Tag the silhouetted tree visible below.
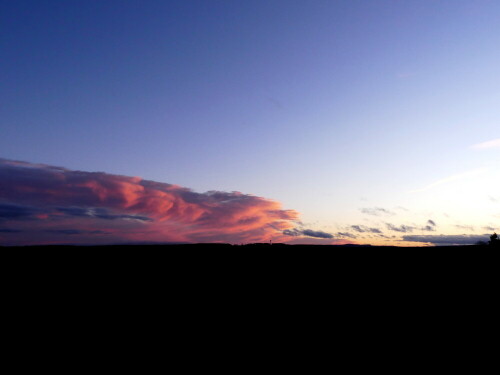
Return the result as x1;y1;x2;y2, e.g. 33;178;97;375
489;232;500;246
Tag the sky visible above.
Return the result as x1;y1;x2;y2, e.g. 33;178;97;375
1;0;499;246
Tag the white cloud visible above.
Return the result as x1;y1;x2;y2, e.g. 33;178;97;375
471;138;500;150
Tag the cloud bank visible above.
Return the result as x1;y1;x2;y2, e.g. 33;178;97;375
402;234;490;246
283;228;333;239
0;158;300;245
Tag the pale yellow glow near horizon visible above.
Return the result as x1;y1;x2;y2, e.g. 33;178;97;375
303;163;500;246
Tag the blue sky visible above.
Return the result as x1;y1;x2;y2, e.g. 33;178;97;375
1;0;499;245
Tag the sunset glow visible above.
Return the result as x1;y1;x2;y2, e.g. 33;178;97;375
1;1;499;246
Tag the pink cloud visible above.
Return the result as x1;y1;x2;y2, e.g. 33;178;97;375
0;158;299;245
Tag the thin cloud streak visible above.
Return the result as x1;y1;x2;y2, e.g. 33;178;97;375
360;207;394;216
471;138;500;150
409;168;487;193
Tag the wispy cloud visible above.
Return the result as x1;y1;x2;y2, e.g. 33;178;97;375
455;225;475;231
386;223;415;233
0;158;299;245
471;138;500;150
409;168;487;193
350;225;382;233
421;219;437;231
360;207;394;216
336;232;357;239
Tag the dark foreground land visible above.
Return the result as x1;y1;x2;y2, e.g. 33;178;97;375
3;242;495;271
1;242;496;251
3;243;497;297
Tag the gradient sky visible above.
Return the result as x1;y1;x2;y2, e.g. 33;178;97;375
1;0;499;246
